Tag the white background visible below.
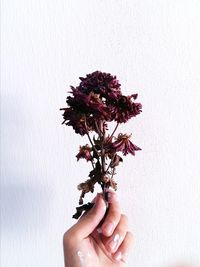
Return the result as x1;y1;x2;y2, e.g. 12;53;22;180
1;1;200;266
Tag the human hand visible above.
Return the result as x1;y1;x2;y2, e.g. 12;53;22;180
63;191;133;267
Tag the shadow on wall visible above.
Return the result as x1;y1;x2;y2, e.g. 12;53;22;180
1;92;54;235
1;178;52;233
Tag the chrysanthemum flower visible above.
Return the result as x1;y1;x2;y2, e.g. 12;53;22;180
78;71;122;100
76;145;92;161
112;133;141;156
111;94;142;123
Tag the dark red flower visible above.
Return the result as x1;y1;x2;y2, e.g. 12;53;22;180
110;154;123;168
60;71;142;135
112;133;141;156
111;94;142;123
76;145;92;161
65;87;112;126
60;107;94;136
78;71;122;100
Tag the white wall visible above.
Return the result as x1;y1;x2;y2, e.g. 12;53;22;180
1;1;200;266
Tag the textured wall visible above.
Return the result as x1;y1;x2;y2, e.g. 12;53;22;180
1;1;200;266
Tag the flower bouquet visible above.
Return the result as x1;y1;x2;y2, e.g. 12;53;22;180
60;71;142;219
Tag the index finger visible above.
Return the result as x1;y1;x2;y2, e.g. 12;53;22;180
101;191;121;237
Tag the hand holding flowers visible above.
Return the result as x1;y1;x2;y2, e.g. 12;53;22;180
60;71;142;218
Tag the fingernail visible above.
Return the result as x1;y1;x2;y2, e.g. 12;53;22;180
97;227;102;234
114;251;122;261
107;192;118;203
108;234;120;252
115;252;128;263
122;252;128;262
102;222;114;235
94;194;107;213
94;193;100;206
107;192;112;200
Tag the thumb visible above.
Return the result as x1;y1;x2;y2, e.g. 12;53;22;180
72;193;107;240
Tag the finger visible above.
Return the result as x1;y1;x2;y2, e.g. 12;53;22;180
68;194;107;240
101;191;121;237
103;214;128;253
112;231;134;263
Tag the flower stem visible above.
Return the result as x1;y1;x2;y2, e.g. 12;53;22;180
99;120;109;204
111;166;116;180
86;132;96;151
84;117;99;156
94;120;102;136
105;154;115;173
100;120;106;174
110;123;119;139
90;160;95;169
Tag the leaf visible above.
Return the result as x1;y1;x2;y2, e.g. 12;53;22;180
72;202;94;219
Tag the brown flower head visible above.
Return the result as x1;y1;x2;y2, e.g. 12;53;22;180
111;94;142;123
67;87;110;121
76;144;92;161
60;71;142;136
112;133;141;156
77;179;95;204
60;107;95;135
79;71;122;100
110;154;123;168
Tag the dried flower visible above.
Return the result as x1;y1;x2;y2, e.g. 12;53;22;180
60;71;142;219
76;145;92;162
110;154;123;168
79;71;122;100
111;94;142;123
112;133;141;156
60;108;91;135
77;179;95;204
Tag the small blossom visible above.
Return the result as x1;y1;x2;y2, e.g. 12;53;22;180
60;108;95;135
112;133;141;156
110;154;123;168
76;145;92;161
77;179;95;204
109;178;117;190
79;71;122;100
67;88;110;120
102;175;110;183
111;94;142;123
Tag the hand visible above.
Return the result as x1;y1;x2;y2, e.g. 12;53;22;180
63;191;133;267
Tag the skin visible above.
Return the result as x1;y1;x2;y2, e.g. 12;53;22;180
63;191;133;267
